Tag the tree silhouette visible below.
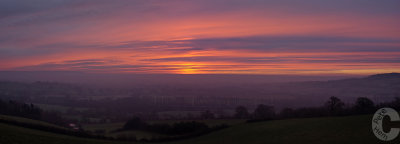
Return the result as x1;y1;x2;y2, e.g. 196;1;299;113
280;108;295;118
201;110;215;119
353;97;375;114
325;96;345;116
234;106;250;119
0;100;42;120
252;104;275;120
123;117;148;130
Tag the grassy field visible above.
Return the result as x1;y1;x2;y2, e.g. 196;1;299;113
82;119;245;140
33;103;88;113
0;115;396;144
0;115;67;130
82;122;167;140
148;119;244;127
170;115;386;144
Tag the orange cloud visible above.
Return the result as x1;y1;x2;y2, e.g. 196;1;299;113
1;1;399;75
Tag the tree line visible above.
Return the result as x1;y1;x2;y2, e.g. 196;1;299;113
0;99;68;126
233;96;386;122
117;117;228;141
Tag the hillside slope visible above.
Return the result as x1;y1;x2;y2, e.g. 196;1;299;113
0;115;393;144
172;115;383;144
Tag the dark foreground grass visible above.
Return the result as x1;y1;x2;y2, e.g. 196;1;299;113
0;115;396;144
0;123;133;144
170;115;389;144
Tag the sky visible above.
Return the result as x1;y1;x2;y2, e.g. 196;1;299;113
0;0;399;75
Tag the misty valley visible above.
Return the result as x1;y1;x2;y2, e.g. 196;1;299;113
1;73;400;143
2;73;399;121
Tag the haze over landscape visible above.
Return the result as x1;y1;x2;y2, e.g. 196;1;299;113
1;0;400;144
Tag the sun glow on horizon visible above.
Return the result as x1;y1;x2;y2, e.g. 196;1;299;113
174;63;203;74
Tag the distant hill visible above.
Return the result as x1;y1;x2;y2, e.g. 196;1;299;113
272;73;400;107
366;72;400;80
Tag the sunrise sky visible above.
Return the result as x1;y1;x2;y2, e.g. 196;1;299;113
0;0;399;75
